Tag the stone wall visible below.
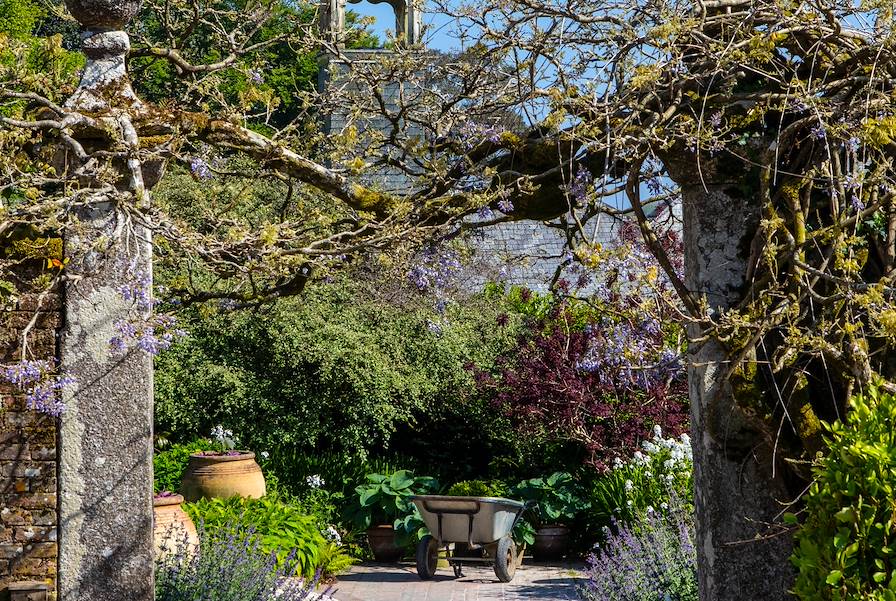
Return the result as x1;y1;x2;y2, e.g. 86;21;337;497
0;256;61;601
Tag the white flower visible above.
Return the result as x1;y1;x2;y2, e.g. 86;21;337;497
306;474;324;489
652;424;663;439
680;433;691;445
663;459;675;470
660;502;668;510
642;441;659;454
644;471;653;479
664;474;675;484
624;479;633;492
613;457;624;470
323;526;342;544
626;499;633;507
646;506;654;514
260;451;269;459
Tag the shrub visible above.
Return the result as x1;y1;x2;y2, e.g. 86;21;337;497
446;480;508;497
184;495;354;579
155;524;328;601
791;385;896;600
475;303;689;471
154;278;521;474
153;439;211;494
579;508;697;601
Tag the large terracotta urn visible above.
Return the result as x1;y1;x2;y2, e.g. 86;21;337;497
180;451;266;501
153;493;199;558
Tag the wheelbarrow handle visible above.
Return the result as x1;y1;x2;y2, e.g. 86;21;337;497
510;500;537;532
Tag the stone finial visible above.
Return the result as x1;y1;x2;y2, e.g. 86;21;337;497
64;0;143;111
64;0;142;29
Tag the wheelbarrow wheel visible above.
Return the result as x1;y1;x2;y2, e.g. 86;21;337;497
493;535;517;583
415;535;439;580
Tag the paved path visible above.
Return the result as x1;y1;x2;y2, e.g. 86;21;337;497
330;561;582;601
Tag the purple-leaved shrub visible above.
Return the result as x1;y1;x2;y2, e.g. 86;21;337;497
580;507;697;601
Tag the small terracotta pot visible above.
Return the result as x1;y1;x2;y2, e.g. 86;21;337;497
366;525;404;562
532;524;570;561
180;451;266;501
153;494;199;558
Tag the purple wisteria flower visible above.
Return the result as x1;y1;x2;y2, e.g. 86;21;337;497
110;314;187;357
810;123;826;140
0;360;74;417
497;198;514;213
249;69;264;84
477;205;495;219
190;157;213;180
708;112;722;128
407;247;461;293
565;166;594;204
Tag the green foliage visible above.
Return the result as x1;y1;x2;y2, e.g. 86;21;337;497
154;276;522;473
446;479;509;498
0;0;42;37
511;472;590;527
184;494;354;578
348;470;438;530
153;439;211;494
791;386;896;600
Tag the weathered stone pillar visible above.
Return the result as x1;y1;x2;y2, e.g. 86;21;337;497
57;1;155;600
668;155;795;601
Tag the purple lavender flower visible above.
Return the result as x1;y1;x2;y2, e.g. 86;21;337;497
579;509;697;601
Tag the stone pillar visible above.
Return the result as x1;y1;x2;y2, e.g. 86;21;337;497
668;155;794;601
56;1;155;600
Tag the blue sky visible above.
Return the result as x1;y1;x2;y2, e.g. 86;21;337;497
348;1;457;51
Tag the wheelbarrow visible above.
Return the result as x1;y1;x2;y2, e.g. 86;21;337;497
409;495;528;583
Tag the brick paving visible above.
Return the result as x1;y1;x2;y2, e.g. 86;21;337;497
330;561;582;601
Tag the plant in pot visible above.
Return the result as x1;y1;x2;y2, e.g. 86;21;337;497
180;426;266;501
348;470;438;562
511;472;588;561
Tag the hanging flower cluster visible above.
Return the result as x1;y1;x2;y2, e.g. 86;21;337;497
0;359;75;417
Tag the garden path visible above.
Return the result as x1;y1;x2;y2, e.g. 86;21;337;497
329;561;582;601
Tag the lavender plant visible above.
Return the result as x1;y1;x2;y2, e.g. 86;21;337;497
155;525;333;601
579;508;697;601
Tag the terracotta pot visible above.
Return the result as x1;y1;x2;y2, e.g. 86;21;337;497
532;524;570;561
180;451;266;501
366;525;404;562
153;494;199;558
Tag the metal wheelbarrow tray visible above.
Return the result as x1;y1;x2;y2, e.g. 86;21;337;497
410;495;527;583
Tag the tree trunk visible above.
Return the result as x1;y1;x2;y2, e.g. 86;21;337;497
669;160;796;601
